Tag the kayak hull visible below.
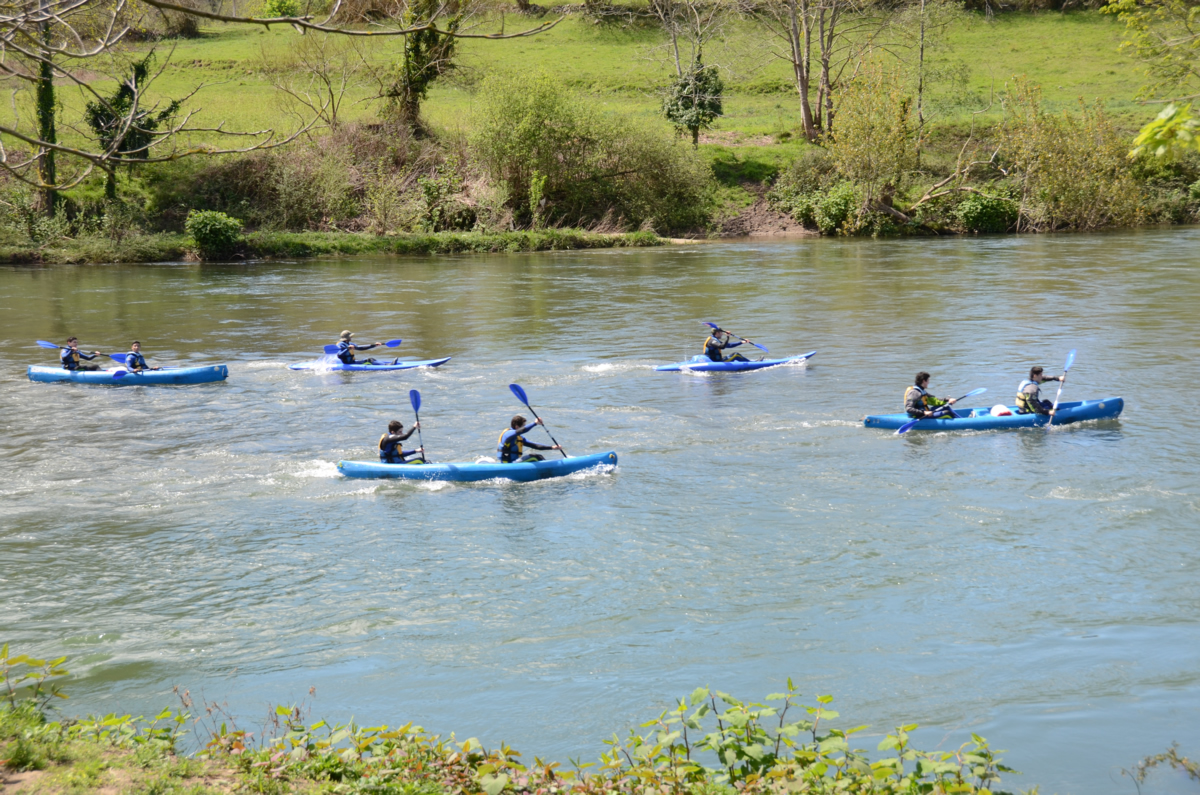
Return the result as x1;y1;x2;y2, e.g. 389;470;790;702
863;398;1124;431
28;365;228;385
289;356;451;371
655;351;817;372
337;451;618;482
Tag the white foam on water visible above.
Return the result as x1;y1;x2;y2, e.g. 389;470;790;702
293;460;341;479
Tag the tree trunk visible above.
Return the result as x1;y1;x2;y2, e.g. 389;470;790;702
35;15;57;216
691;125;699;147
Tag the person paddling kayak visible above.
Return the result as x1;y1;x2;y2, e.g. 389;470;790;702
1015;366;1065;415
337;331;388;366
60;337;102;371
904;372;957;419
704;329;751;363
124;341;161;372
498;415;560;463
379;420;424;464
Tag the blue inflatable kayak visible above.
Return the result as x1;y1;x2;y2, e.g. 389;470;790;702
337;451;618;482
655;351;817;372
28;364;228;385
289;355;451;372
863;397;1124;431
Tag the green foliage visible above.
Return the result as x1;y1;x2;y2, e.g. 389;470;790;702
999;78;1144;231
261;0;301;16
470;72;713;231
956;193;1018;233
384;0;461;125
1131;102;1200;159
663;60;724;147
185;210;243;258
1105;0;1200;99
83;53;180;166
827;66;916;208
2;643;70;711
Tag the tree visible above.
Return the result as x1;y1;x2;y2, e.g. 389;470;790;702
383;0;463;127
1106;0;1200;157
743;0;889;141
663;60;723;146
84;53;181;199
0;0;561;215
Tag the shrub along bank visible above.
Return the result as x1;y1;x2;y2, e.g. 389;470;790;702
2;649;1027;795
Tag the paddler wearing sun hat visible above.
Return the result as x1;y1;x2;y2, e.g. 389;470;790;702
335;330;385;366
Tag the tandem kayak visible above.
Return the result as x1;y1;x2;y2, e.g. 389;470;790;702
655;351;817;372
863;397;1124;431
289;355;451;372
337;451;618;482
28;365;228;385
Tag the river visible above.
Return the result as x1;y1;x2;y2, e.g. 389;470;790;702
2;229;1198;793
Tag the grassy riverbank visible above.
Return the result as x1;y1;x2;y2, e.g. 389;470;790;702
0;229;663;265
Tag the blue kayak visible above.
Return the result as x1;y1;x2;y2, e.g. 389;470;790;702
28;365;228;385
289;356;451;372
337;451;618;482
656;351;817;372
863;398;1124;431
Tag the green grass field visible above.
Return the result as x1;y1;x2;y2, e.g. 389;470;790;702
19;7;1150;155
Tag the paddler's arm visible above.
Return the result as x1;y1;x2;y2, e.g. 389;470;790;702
522;439;557;451
79;351;99;360
396;425;418;441
353;342;381;351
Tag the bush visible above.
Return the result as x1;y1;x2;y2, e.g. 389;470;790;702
185;210;243;258
956;193;1018;233
261;0;300;16
471;72;713;231
813;181;859;235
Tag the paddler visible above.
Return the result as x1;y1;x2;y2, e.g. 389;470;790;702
1015;366;1065;416
703;329;750;363
379;420;424;464
904;372;957;419
60;337;102;371
123;341;161;372
336;331;386;366
497;415;560;463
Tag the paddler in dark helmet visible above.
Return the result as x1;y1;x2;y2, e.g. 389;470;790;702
904;372;957;419
703;329;750;363
60;337;102;371
379;420;424;464
123;341;161;372
497;415;560;463
1015;366;1065;415
336;330;385;365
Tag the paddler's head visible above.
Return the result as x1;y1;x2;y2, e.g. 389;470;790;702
130;341;141;352
1029;366;1046;383
340;330;353;340
915;372;931;389
388;420;402;432
511;415;527;429
66;336;79;349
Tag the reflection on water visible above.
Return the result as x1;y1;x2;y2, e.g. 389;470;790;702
2;228;1199;794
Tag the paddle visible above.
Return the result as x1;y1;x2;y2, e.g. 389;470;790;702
409;389;426;461
703;322;769;354
38;340;116;374
509;383;568;458
322;339;402;355
37;339;105;354
895;387;989;435
1048;349;1077;426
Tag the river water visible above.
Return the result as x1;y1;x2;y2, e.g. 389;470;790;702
2;229;1198;793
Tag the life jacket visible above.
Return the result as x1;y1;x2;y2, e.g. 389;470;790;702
497;429;524;463
126;352;147;370
337;341;356;365
61;348;80;370
703;336;724;362
379;433;404;464
904;385;932;408
1015;379;1041;414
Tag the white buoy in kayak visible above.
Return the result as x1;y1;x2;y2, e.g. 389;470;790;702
991;404;1013;416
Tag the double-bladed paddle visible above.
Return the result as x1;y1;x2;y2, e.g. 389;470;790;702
322;339;402;355
409;389;426;461
1048;349;1077;427
702;322;769;354
509;383;568;458
37;339;124;377
895;387;988;435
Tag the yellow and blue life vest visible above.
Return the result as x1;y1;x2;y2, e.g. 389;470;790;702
379;433;404;463
497;429;525;463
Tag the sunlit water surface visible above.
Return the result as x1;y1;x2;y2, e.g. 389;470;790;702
2;229;1199;794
